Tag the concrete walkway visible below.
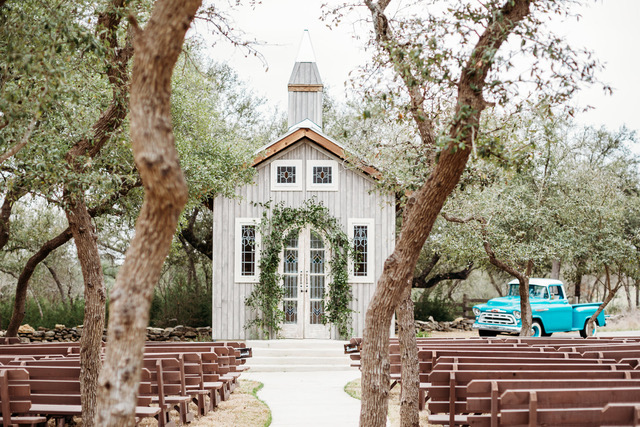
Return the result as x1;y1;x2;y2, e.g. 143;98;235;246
242;370;361;427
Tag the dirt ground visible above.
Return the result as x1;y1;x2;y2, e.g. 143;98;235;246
134;380;269;427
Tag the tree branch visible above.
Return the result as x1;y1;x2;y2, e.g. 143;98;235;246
0;115;39;166
414;262;475;289
0;182;28;251
441;212;487;225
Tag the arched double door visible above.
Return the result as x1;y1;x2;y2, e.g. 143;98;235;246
280;228;331;339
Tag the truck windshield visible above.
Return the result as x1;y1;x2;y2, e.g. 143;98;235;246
508;284;549;299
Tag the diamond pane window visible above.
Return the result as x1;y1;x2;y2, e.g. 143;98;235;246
310;301;324;324
277;166;296;184
284;301;297;324
283;249;298;274
353;225;368;277
306;161;338;191
312;166;332;184
240;225;256;276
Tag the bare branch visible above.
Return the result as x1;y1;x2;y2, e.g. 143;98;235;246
0;115;39;166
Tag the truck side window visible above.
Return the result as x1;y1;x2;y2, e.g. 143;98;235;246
549;285;564;300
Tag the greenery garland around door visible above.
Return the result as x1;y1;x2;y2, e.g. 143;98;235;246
245;199;353;338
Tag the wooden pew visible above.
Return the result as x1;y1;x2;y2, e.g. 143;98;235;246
466;378;640;424
601;402;640;426
0;369;47;427
495;387;640;426
7;362;164;426
427;368;640;426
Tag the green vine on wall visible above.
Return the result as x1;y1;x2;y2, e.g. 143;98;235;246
245;199;353;338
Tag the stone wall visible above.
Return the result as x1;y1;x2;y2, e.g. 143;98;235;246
3;324;213;343
414;317;475;333
4;319;472;343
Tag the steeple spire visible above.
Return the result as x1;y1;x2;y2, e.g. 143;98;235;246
288;30;323;130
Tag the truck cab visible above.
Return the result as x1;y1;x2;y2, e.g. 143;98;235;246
472;278;606;337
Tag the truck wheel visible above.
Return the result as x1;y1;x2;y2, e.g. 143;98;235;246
531;321;543;337
479;330;498;337
580;320;597;338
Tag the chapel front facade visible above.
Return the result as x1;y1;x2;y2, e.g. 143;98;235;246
211;32;396;339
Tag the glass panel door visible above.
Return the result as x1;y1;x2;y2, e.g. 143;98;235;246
304;230;330;338
279;228;331;339
280;230;303;338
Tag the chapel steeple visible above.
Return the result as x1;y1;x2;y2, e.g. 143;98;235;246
287;30;323;130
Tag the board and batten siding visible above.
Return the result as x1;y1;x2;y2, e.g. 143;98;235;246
212;140;396;339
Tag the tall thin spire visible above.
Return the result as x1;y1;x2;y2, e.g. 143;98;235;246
288;30;323;130
295;29;316;62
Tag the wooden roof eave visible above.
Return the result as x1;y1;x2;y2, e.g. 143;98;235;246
251;127;382;180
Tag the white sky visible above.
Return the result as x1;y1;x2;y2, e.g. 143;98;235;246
203;0;640;135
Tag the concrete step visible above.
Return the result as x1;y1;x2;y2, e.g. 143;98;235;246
248;356;349;365
247;364;356;372
244;339;354;372
247;339;349;349
251;348;346;357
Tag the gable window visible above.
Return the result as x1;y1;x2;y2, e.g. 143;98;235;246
348;218;375;282
277;166;296;184
271;160;302;191
235;218;261;282
307;160;338;191
313;166;332;184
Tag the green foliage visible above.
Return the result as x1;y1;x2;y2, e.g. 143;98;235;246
413;291;455;322
245;199;353;338
150;233;212;328
0;298;85;330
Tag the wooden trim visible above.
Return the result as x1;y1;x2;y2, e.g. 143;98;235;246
288;84;323;92
252;128;381;179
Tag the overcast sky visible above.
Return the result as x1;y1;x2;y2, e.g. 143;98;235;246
202;0;640;136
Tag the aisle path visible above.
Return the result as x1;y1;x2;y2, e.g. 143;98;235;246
242;370;361;427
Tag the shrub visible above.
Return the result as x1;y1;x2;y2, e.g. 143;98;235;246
0;297;86;329
413;292;455;322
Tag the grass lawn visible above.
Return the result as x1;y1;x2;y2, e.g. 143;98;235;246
344;378;431;426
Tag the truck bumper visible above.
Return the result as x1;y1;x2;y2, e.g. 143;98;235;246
472;323;522;333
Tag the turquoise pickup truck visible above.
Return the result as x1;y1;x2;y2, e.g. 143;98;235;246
472;278;606;338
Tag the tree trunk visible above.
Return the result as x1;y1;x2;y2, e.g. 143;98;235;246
64;196;106;427
44;263;68;305
6;229;73;336
27;288;43;320
359;1;532;425
587;285;617;335
517;275;532;336
0;183;28;251
488;271;505;297
397;286;419;427
623;276;632;311
587;265;621;334
95;1;198;425
574;273;582;304
551;260;561;279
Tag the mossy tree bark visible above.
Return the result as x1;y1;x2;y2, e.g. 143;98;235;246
95;0;199;425
397;285;419;427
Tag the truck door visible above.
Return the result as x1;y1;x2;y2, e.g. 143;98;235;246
545;284;572;332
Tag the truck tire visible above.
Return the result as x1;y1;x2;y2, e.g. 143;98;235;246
580;320;597;338
478;330;498;337
531;320;543;337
